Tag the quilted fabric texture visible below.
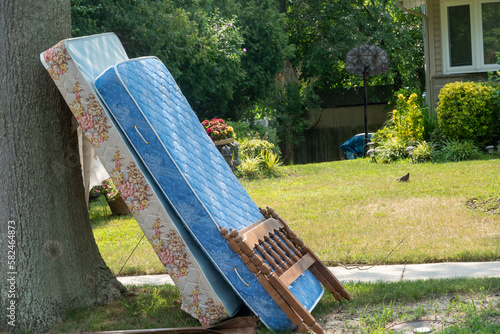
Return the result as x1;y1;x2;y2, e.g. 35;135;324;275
40;34;240;325
95;57;324;331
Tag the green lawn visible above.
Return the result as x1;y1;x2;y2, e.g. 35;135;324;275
51;159;500;333
50;277;500;333
90;159;500;276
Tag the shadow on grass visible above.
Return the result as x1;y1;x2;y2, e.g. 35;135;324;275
89;196;132;229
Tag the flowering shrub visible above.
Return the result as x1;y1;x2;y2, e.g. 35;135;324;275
90;178;120;202
392;93;424;143
201;118;234;141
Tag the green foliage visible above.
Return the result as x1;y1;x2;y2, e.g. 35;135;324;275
71;0;289;120
237;138;282;177
227;121;279;148
413;141;433;163
90;178;120;202
237;156;262;178
374;138;407;163
422;106;441;142
436;82;497;145
373;91;427;163
261;151;282;175
268;61;321;164
434;139;482;162
392;93;424;144
239;138;276;159
287;0;425;95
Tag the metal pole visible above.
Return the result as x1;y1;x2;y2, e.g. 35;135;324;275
363;66;369;157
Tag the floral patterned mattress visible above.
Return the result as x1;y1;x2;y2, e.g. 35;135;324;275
40;33;241;326
94;56;324;331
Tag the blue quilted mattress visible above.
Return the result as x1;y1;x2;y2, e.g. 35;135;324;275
61;34;242;318
95;57;324;330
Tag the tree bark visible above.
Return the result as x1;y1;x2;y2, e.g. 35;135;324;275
0;1;126;332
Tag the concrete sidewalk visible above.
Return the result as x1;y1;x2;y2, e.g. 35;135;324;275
117;261;500;286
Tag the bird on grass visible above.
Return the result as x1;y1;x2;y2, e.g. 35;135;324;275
397;173;410;182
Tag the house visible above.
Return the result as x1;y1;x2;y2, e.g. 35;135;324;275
397;0;500;109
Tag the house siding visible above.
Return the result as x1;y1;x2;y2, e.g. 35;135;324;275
425;0;495;109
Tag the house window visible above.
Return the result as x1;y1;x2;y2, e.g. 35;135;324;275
441;0;500;73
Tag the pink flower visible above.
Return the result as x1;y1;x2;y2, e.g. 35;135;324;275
159;249;174;265
119;182;135;198
206;128;212;134
44;48;54;63
228;22;233;27
242;48;247;53
199;317;210;327
114;160;121;168
80;114;94;130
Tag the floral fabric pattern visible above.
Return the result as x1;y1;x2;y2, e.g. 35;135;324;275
150;218;191;281
109;149;152;214
184;285;229;326
43;41;72;80
69;82;112;147
41;38;231;326
43;43;112;148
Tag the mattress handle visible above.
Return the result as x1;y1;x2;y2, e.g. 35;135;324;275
233;268;251;288
134;125;150;145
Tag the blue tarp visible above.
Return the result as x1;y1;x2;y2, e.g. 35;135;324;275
340;133;373;159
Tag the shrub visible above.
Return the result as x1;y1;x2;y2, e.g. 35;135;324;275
239;138;276;160
392;93;424;143
436;82;496;145
237;157;262;178
227;121;279;151
413;141;433;163
375;138;407;163
434;139;482;162
261;151;282;175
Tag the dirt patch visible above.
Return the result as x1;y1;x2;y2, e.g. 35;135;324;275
318;293;500;333
466;197;500;215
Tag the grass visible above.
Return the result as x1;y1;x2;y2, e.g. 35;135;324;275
49;277;500;333
89;198;166;276
90;159;500;276
51;159;500;333
242;159;500;266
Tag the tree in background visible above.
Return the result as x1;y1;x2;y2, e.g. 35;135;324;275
71;0;289;120
286;0;425;96
1;0;125;331
269;61;321;164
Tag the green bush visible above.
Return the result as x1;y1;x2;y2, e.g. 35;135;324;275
434;139;482;162
261;151;282;175
375;138;407;163
227;121;279;150
237;157;262;178
413;141;433;163
239;138;276;159
436;82;496;145
392;93;424;143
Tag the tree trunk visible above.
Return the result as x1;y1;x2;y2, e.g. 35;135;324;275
0;1;126;332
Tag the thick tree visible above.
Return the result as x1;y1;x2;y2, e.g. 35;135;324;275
0;1;125;332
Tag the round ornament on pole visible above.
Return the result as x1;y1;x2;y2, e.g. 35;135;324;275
345;45;389;157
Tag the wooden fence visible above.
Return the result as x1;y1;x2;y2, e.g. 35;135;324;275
293;125;384;164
